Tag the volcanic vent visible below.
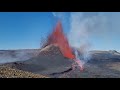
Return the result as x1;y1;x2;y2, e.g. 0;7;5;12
42;21;85;71
39;44;63;57
42;21;75;60
3;21;83;77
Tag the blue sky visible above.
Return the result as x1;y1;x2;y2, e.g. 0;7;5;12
0;12;57;49
0;12;120;51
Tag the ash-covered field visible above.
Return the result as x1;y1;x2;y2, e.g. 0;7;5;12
0;45;120;78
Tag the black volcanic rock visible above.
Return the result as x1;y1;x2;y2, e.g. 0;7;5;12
3;45;74;75
1;48;120;78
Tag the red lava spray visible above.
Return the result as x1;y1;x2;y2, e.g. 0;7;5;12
42;21;84;71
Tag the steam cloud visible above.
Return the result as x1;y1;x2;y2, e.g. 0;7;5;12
52;12;107;65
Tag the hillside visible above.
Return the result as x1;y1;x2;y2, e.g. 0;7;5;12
0;47;120;78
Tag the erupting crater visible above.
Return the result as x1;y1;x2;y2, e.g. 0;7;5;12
42;21;84;71
42;21;75;59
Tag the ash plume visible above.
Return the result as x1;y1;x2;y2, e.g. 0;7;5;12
52;12;107;66
69;12;108;66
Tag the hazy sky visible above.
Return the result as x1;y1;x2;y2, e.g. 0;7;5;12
0;12;119;51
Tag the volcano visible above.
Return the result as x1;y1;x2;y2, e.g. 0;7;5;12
0;21;77;77
1;21;83;77
3;44;74;76
1;48;120;78
42;21;75;60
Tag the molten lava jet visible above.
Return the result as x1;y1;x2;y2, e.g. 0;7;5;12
42;21;84;71
43;21;75;59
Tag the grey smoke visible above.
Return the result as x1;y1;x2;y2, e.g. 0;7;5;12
68;12;107;48
52;12;107;64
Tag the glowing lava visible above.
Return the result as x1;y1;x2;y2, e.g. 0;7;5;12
73;59;84;71
44;21;75;59
42;21;84;71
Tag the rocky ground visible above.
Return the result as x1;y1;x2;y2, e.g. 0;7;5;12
0;45;120;78
0;66;49;78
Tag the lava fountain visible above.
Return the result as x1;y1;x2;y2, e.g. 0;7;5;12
42;21;84;71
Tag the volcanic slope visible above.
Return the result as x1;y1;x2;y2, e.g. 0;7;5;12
2;47;120;78
3;44;74;77
59;50;120;78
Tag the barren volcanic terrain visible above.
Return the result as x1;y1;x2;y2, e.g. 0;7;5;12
0;45;120;78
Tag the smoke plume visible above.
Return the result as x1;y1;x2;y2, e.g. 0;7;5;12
68;12;107;63
52;12;107;67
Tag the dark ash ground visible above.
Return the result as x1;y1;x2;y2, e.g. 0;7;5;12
0;45;120;78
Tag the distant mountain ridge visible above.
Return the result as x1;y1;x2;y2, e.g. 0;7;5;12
0;47;120;64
